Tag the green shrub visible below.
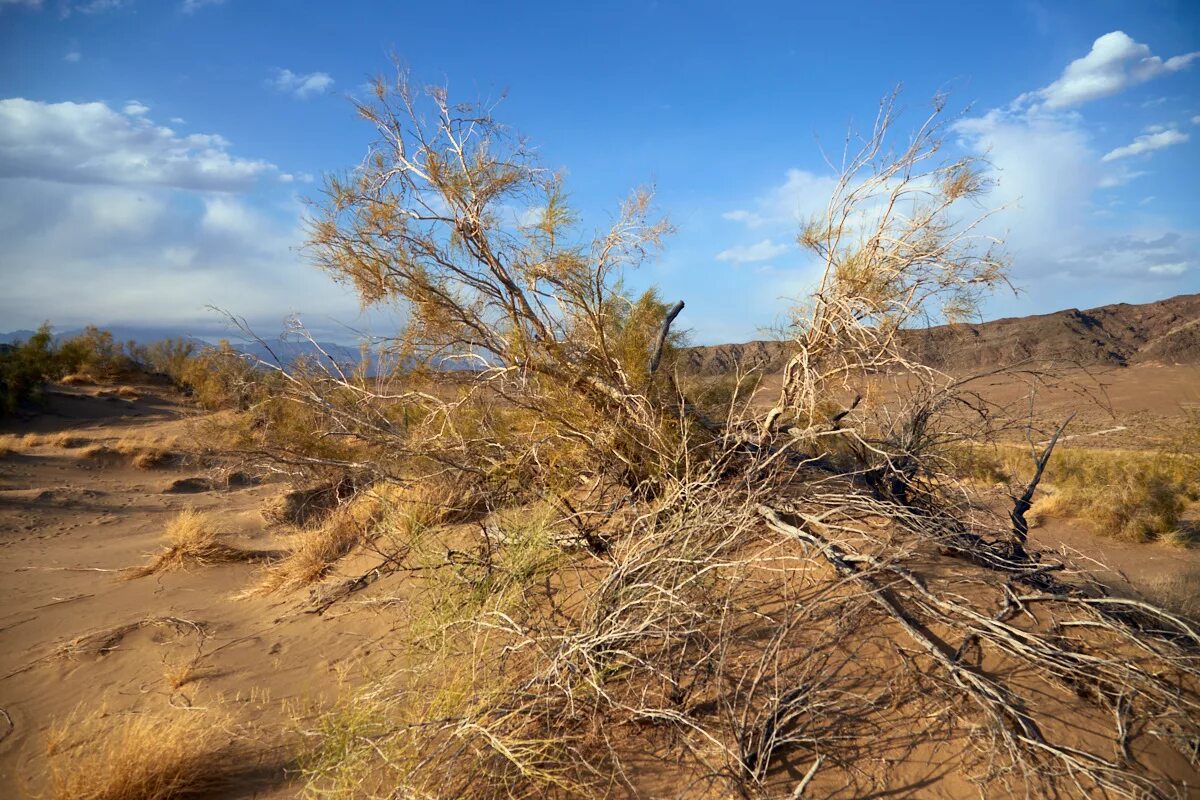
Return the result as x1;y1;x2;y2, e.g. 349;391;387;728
0;323;61;414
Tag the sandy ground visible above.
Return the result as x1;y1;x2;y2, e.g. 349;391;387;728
0;383;402;798
0;366;1197;798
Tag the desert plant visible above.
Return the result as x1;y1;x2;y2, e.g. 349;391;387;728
272;82;1200;798
129;509;256;576
273;67;705;507
46;706;252;800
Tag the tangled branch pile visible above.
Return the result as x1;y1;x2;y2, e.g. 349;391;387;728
238;73;1198;798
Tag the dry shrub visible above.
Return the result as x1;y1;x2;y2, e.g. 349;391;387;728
129;509;252;576
262;480;356;528
46;706;250;800
60;373;92;386
116;385;140;399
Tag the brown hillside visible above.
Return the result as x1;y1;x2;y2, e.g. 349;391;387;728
683;293;1200;374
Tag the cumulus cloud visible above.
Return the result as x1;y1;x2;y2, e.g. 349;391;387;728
0;97;276;191
1101;129;1189;162
953;108;1098;267
716;239;789;263
722;168;838;229
0;176;361;334
0;96;352;335
269;68;334;99
1032;31;1200;109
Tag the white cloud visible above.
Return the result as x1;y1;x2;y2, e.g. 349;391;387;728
1033;31;1199;109
1101;129;1188;162
269;68;334;99
64;49;81;62
953;108;1098;266
716;239;789;263
1193;116;1200;125
1097;167;1147;188
1147;262;1187;276
122;100;149;116
0;0;43;7
722;168;838;229
0;178;358;334
0;97;276;191
181;0;225;12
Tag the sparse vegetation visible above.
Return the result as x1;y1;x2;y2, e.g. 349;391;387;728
962;443;1200;543
45;706;251;800
129;509;256;576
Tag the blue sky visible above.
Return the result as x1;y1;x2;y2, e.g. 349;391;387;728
1;0;1197;344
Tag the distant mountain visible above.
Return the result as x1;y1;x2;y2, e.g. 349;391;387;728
682;293;1200;375
0;325;368;370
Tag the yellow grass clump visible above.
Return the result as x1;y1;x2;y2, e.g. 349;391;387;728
0;433;24;457
46;706;249;800
10;432;92;449
129;509;252;577
114;433;178;469
250;477;477;595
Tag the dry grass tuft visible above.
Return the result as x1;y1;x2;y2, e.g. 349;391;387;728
129;509;255;577
1140;566;1200;620
250;478;475;596
162;659;203;690
251;509;363;595
14;432;93;449
78;443;120;462
46;706;253;800
116;385;141;399
114;433;179;469
59;373;92;386
50;433;90;449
